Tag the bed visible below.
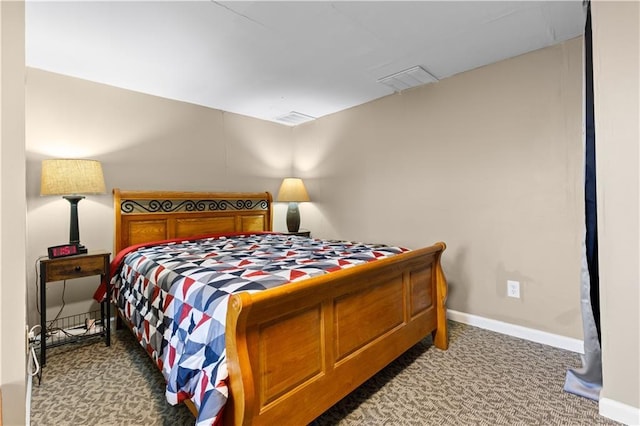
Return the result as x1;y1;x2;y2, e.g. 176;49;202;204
104;188;449;425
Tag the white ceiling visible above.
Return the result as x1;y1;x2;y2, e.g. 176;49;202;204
26;1;586;125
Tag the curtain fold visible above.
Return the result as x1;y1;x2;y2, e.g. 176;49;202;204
564;0;602;401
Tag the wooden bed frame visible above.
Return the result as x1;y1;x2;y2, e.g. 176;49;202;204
113;188;448;425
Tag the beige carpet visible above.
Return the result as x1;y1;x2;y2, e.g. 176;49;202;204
30;321;619;425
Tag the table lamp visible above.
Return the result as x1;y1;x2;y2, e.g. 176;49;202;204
277;177;310;233
41;159;106;254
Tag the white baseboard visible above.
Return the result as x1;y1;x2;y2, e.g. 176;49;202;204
26;372;32;425
600;397;640;425
447;309;585;353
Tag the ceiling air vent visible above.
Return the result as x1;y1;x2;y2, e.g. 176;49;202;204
377;66;439;93
275;111;316;126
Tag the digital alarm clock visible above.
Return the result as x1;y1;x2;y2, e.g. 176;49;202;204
47;243;83;259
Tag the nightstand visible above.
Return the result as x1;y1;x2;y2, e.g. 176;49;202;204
285;230;311;237
39;251;111;367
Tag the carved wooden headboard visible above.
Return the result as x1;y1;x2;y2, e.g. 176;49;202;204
113;188;273;254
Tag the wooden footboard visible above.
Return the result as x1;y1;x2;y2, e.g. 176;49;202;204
225;242;448;425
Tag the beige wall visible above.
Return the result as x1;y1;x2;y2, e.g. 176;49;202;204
294;37;585;340
26;38;586;345
0;0;27;425
25;68;294;328
591;0;640;416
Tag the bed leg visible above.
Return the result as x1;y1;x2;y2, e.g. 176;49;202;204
433;242;449;350
433;322;448;350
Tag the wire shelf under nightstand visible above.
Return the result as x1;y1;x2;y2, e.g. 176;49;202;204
42;310;106;349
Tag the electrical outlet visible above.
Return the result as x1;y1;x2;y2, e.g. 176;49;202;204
507;280;520;298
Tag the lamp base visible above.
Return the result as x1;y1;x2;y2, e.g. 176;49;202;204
63;195;88;253
286;202;301;233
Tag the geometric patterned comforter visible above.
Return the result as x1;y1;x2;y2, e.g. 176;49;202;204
110;233;409;426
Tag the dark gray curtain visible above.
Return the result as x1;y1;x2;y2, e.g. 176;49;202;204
564;0;602;401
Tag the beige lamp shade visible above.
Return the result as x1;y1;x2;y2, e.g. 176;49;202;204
41;159;106;195
277;178;310;202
